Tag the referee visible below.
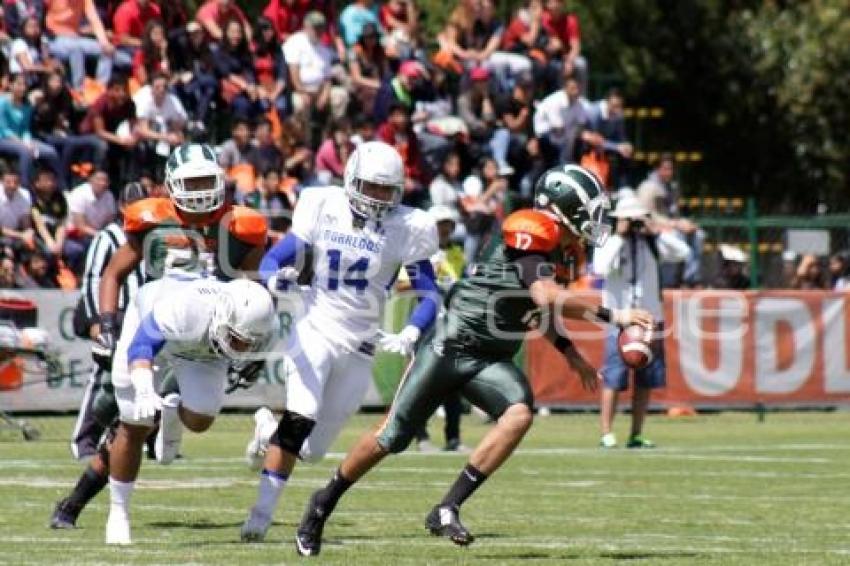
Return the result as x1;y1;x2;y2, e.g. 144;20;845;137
70;182;148;459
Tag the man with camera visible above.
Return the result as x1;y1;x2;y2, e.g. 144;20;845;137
592;190;690;448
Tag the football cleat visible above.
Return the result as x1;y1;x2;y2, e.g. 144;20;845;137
295;490;329;556
105;510;131;545
245;407;277;470
155;393;183;465
49;498;81;529
240;507;272;542
425;504;474;546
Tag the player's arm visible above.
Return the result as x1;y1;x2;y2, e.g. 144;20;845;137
125;310;169;420
379;260;440;355
529;277;652;329
92;237;143;370
542;316;599;392
259;231;311;290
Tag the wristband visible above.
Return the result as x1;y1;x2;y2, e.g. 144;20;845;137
99;311;118;332
552;334;573;352
594;306;612;324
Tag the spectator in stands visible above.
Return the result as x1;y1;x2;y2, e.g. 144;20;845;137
133;72;188;173
78;73;137;186
0;165;35;253
339;0;383;48
541;0;586;90
533;72;589;166
242;168;292;240
460;156;506;261
0;73;64;190
253;17;290;123
373;59;426;123
248;118;284;176
351;114;376;146
64;169;116;273
9;16;58;88
501;1;545;74
3;0;45;38
411;65;467;176
170;20;217;130
218;118;254;171
427;151;469;245
712;245;750;290
637;154;704;287
492;74;534;179
32;69;106;188
263;0;307;43
283;11;348;126
111;0;162;53
196;0;251;43
348;22;390;114
457;68;500;160
45;0;127;91
131;19;170;86
159;0;191;46
279;117;314;180
16;250;57;288
215;17;262;121
380;0;419;59
474;0;532;87
377;102;425;206
29;169;68;258
315;119;353;185
829;251;850;291
583;87;633;187
790;254;829;290
0;255;18;288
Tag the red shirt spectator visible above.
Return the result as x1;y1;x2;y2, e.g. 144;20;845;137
377;105;424;187
196;0;251;42
112;0;162;47
540;3;580;50
262;0;308;42
79;89;136;136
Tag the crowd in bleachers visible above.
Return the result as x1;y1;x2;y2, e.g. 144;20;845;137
0;0;713;291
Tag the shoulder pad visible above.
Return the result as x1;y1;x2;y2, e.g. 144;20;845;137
502;209;562;253
228;206;268;247
123;198;179;233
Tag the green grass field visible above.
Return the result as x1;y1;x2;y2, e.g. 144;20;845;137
2;411;849;565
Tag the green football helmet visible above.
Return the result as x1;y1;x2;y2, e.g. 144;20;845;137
534;164;611;247
165;143;226;214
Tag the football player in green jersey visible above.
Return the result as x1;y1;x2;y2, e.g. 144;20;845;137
292;165;654;556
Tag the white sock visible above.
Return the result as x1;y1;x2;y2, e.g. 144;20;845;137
108;477;135;518
253;469;288;517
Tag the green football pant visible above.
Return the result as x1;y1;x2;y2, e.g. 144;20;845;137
377;340;533;453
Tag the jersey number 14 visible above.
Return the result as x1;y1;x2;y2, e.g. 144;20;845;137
326;249;369;292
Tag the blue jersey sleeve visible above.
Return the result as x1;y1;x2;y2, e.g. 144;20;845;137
404;260;439;332
258;232;311;286
127;313;167;364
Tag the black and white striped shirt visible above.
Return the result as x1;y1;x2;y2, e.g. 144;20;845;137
80;222;145;319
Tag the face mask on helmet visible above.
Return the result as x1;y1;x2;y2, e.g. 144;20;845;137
344;142;404;222
208;295;273;361
165;145;226;214
347;178;402;221
535;167;612;248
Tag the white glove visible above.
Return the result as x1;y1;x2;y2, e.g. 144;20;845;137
131;366;162;421
267;266;301;295
377;325;421;356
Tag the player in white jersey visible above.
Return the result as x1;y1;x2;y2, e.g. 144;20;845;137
240;141;440;543
105;277;277;545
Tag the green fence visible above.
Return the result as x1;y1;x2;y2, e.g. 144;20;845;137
692;197;850;288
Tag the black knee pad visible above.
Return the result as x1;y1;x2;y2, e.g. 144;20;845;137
268;410;315;457
92;387;119;429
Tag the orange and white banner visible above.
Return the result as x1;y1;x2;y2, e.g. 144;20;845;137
528;290;850;407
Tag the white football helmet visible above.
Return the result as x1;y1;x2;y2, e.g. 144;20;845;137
165;143;226;214
344;141;404;221
209;280;277;361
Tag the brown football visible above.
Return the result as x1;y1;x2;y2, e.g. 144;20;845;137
617;324;654;369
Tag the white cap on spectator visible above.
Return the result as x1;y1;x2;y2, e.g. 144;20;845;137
609;193;649;219
720;244;748;263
